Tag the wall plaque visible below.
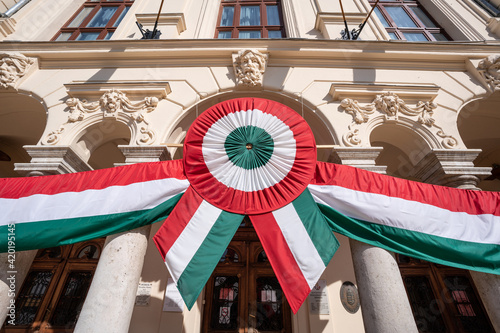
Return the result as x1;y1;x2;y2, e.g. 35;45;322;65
340;281;360;314
135;282;152;306
308;279;330;314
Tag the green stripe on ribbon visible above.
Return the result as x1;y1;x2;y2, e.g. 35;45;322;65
292;189;339;267
225;125;274;170
0;193;184;253
176;209;244;309
317;203;500;275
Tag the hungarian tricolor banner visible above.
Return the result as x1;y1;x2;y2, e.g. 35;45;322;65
1;97;499;314
154;98;338;312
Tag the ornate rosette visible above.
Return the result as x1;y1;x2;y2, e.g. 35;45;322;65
184;98;316;214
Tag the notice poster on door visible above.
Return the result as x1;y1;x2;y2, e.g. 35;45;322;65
308;279;330;315
163;278;184;312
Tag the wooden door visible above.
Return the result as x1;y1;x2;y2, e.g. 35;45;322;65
2;239;104;333
202;221;292;333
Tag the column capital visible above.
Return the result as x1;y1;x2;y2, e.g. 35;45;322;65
412;149;491;189
332;147;387;174
14;145;92;176
115;145;170;166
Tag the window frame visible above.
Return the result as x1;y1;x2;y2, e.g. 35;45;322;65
370;0;451;41
397;254;494;332
2;239;105;333
215;0;286;39
51;0;134;41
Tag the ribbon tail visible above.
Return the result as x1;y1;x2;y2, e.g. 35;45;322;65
250;188;339;314
153;186;244;309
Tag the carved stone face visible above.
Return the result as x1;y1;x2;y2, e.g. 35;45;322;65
101;91;122;113
235;50;267;87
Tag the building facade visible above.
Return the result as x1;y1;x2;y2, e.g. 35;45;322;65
0;0;499;332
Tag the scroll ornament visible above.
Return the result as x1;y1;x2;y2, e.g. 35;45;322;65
477;54;500;91
43;90;159;145
340;92;457;148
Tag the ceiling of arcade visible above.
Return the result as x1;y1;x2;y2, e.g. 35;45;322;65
458;92;500;191
0;92;46;177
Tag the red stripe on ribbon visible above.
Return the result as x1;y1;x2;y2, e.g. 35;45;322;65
312;161;500;216
0;160;186;199
153;186;203;261
250;213;311;314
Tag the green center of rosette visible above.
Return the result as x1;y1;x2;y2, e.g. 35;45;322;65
224;125;274;170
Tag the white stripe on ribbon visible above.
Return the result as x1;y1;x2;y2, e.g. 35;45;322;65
308;184;500;245
202;109;296;192
164;200;222;283
1;178;190;226
272;202;325;289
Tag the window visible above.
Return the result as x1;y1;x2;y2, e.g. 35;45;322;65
370;0;450;41
473;0;500;17
215;0;286;39
52;0;134;41
2;239;104;333
202;219;292;332
397;254;493;332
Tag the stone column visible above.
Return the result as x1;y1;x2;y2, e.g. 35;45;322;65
74;226;151;333
412;149;500;331
74;145;168;333
334;147;417;332
351;240;418;333
0;250;37;326
1;146;91;327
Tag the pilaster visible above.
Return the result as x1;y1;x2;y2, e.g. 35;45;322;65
14;145;92;176
115;145;169;166
411;149;491;190
332;147;387;174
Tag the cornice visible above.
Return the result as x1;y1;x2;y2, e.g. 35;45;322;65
0;39;499;71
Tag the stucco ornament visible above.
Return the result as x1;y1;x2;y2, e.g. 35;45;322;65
477;54;500;91
44;90;160;145
233;49;268;87
0;53;35;89
339;92;457;148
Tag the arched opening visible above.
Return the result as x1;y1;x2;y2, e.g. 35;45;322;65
370;123;432;179
163;93;337;162
458;92;500;191
71;120;131;170
0;93;46;177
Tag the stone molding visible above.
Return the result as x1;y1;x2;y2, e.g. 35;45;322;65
0;17;16;38
114;145;170;166
477;54;500;92
2;40;498;72
135;13;186;35
410;149;491;189
43;89;165;146
14;145;92;176
314;12;367;39
0;53;36;90
331;147;387;174
339;92;458;149
487;17;500;38
232;49;268;89
329;82;440;103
